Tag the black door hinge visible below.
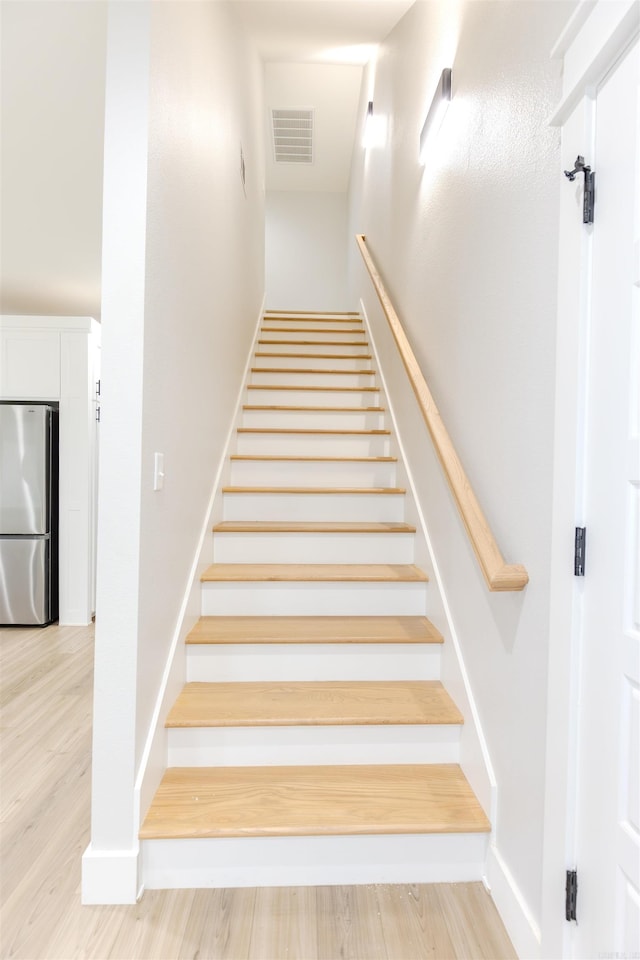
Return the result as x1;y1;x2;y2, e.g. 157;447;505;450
564;156;595;224
574;527;586;576
566;869;578;922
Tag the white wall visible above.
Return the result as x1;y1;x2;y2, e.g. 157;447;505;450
85;0;265;902
348;0;573;943
266;191;351;311
0;1;106;319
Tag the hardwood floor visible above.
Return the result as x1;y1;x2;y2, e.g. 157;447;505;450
0;623;516;959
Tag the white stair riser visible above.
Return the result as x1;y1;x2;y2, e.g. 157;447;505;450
167;725;460;767
229;459;397;487
257;340;368;353
200;582;427;617
252;355;372;372
235;434;391;457
212;532;415;564
260;327;365;338
186;643;441;682
246;388;381;405
142;833;488;889
241;410;385;430
222;491;404;521
251;371;377;388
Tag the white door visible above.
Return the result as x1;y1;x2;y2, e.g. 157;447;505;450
572;38;640;959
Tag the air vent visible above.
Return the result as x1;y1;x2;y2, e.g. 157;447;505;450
271;109;313;164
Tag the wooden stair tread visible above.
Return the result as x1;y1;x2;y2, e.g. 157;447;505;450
247;385;380;392
213;521;416;534
263;310;362;323
222;486;404;494
200;563;427;583
242;405;383;413
251;368;376;376
230;455;397;462
186;615;443;645
236;428;390;436
255;353;372;360
258;327;366;347
139;764;490;839
264;307;360;317
258;340;368;347
166;681;463;728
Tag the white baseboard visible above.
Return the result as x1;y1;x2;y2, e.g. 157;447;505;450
81;843;141;905
485;843;541;960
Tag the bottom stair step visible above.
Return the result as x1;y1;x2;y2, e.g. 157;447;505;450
140;764;490;888
139;764;490;839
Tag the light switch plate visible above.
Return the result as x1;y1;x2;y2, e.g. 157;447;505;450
153;452;164;491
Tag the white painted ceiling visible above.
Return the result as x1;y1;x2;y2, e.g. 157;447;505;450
233;1;414;64
264;62;363;192
234;1;415;192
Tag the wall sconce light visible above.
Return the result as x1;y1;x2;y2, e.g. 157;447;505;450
419;68;452;163
363;100;375;149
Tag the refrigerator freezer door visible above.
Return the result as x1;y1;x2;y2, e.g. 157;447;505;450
0;404;51;535
0;536;50;625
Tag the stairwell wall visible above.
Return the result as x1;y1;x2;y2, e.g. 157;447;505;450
265;190;350;311
85;0;265;903
347;0;573;951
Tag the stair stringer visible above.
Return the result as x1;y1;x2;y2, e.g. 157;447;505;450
133;299;266;840
358;297;497;830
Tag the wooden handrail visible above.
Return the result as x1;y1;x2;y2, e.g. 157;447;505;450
356;234;529;592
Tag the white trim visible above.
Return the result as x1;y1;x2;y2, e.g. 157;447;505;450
133;297;265;835
550;1;597;60
81;844;141;905
485;844;541;960
359;297;496;824
549;0;639;125
0;315;98;330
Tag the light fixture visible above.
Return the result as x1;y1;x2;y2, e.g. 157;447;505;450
363;100;375;149
419;68;452;163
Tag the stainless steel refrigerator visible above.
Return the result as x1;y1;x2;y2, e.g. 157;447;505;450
0;403;58;625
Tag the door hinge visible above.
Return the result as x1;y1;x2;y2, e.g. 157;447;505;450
564;155;595;224
565;869;578;922
574;527;586;576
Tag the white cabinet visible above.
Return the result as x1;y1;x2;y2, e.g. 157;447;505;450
0;316;101;625
1;329;61;397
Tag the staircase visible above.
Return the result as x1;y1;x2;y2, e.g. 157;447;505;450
140;310;490;889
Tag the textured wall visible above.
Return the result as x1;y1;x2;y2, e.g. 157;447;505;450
136;0;265;764
348;0;573;927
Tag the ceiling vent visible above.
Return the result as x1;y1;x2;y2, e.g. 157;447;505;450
271;108;314;164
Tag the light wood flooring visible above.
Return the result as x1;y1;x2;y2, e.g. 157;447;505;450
0;622;516;959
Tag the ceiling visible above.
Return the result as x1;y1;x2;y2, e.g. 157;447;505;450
234;0;415;192
233;1;415;64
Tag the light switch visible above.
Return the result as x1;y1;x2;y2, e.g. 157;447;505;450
153;452;165;491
